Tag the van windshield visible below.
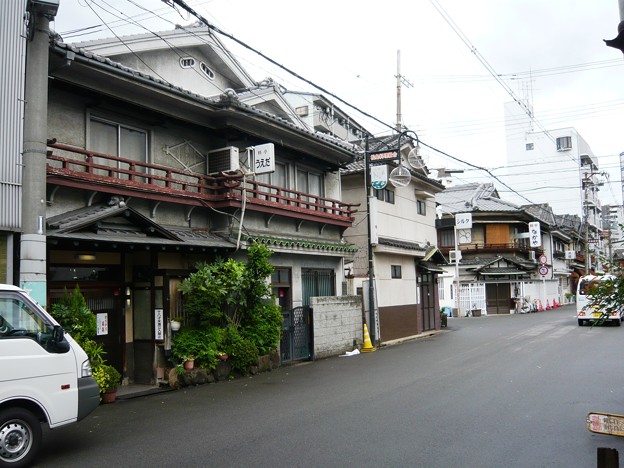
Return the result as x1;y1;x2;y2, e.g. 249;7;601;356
0;296;54;338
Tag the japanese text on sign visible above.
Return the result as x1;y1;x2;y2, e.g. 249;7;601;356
528;221;541;247
369;150;399;164
154;309;164;340
455;213;472;229
252;143;275;175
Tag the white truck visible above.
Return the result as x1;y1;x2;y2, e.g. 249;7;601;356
0;284;100;467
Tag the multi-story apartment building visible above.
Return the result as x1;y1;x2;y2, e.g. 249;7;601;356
504;100;606;272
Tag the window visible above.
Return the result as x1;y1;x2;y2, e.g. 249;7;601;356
295;106;309;117
440;229;454;248
391;265;402;279
438;279;445;300
199;61;215;80
526;143;534;151
417;199;426;216
301;269;335;306
556;136;572;151
0;295;54;347
297;169;323;196
179;57;196;68
90;117;148;177
373;188;395;204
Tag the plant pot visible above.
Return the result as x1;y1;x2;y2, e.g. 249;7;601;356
170;320;181;332
101;389;117;404
183;359;195;371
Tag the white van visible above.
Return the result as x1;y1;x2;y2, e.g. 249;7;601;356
576;274;624;326
0;284;100;467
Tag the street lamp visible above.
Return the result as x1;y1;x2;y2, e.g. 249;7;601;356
364;129;421;344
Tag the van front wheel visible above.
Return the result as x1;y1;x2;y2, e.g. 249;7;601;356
0;408;42;468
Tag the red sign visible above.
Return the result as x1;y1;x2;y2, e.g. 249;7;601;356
539;254;547;264
539;266;549;276
369;150;399;164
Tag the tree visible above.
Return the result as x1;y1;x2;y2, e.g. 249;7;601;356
177;243;282;371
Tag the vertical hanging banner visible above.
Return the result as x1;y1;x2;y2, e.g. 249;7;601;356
96;313;108;336
154;309;164;340
529;222;541;247
370;165;388;189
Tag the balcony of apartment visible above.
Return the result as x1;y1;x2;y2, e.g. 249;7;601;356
45;140;356;228
439;240;544;259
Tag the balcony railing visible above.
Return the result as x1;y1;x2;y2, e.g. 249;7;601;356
439;242;544;257
46;140;357;227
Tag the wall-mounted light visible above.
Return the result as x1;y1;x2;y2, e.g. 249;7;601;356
75;253;96;261
125;286;131;307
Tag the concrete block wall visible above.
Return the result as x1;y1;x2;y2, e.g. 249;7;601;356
311;295;363;359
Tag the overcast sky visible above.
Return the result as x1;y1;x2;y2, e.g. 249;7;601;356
52;0;624;209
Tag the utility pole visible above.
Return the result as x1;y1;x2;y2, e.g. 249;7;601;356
395;50;413;132
21;1;57;305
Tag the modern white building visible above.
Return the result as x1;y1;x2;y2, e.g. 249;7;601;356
504;101;606;271
503;101;604;217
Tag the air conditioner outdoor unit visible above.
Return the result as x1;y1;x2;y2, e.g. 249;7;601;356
207;146;240;174
528;251;536;262
449;250;462;263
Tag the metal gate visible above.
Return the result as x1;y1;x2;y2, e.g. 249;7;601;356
280;306;312;363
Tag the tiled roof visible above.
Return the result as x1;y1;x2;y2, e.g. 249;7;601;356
244;235;358;253
378;237;427;252
436;183;521;213
53;41;359;157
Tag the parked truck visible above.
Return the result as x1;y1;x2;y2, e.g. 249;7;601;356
0;283;100;467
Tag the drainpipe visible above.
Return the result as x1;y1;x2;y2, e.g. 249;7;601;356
21;4;55;305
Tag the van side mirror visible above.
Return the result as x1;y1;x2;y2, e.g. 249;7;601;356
52;325;64;342
50;325;70;353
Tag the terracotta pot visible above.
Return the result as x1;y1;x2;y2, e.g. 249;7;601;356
184;359;195;371
101;389;117;404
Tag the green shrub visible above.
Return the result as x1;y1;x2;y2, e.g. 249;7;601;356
93;364;121;393
224;326;258;373
49;286;96;345
178;243;282;373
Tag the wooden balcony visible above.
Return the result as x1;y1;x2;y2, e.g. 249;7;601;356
46;140;357;228
440;242;544;258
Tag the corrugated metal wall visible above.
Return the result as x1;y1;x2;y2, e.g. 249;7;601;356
0;0;27;230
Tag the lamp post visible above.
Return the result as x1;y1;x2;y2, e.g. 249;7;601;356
364;130;421;344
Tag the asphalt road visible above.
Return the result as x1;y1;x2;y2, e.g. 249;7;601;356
36;304;624;467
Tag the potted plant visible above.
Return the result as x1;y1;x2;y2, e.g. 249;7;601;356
93;364;121;403
182;356;196;370
170;317;182;332
171;328;205;371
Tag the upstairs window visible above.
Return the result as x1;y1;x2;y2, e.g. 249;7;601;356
200;62;215;80
391;265;402;279
417;199;426;216
295;106;309;117
179;57;196;69
90;117;148;176
374;188;394;204
526;143;534;151
556;136;572;151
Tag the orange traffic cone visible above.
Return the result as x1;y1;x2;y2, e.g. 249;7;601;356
361;324;376;352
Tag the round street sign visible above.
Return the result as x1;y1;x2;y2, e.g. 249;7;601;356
539;265;549;276
539;254;547;264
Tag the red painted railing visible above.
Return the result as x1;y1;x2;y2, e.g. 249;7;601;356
46;140;357;226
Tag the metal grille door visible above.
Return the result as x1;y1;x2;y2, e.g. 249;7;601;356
280;306;312;363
